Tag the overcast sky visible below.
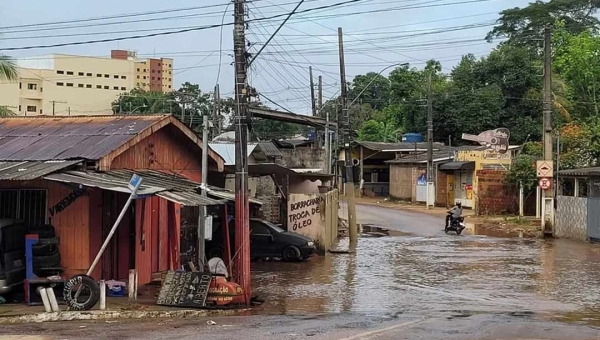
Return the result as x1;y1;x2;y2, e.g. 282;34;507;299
2;0;532;113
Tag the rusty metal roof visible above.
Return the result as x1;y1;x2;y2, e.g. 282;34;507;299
0;160;82;180
44;169;224;206
0;115;168;161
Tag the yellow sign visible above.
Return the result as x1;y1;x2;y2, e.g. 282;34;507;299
536;161;553;177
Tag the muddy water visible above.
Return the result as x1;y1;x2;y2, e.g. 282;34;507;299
251;231;600;327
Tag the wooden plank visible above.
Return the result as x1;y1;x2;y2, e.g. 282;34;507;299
158;198;169;271
156;271;211;308
151;197;160;273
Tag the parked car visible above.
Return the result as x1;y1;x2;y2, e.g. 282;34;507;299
0;219;26;295
206;218;316;261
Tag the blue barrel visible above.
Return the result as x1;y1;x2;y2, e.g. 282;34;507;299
402;133;424;143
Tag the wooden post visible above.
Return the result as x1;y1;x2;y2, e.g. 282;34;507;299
128;269;138;306
99;280;106;310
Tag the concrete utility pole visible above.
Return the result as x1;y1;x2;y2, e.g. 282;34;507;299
309;66;316;117
338;27;358;243
426;73;433;182
214;84;222;137
320;76;330;174
233;0;251;305
198;114;209;270
542;26;554;234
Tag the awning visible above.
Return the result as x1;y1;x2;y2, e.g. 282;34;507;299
439;161;476;171
0;160;82;180
44;170;224;206
226;163;334;181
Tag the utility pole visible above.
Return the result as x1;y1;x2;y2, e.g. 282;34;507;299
542;26;554;234
198;114;209;270
214;84;222;137
320;76;330;174
426;73;435;209
233;0;251;305
338;27;358;243
309;66;316;117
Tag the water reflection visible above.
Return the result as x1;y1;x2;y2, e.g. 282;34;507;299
251;233;600;326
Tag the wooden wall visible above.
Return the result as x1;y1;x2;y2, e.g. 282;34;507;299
389;165;414;201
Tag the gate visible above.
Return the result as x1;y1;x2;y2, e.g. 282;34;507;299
587;197;600;240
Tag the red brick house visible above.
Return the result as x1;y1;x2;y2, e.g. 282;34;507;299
0;115;225;285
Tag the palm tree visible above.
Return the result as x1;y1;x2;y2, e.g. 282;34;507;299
0;55;18;81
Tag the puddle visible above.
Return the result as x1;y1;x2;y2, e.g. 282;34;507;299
360;224;413;237
465;223;526;238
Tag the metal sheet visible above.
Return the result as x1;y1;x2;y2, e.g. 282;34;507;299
439;161;476;171
0;160;81;180
587;197;600;240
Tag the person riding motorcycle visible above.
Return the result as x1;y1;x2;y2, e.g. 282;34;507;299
445;201;463;228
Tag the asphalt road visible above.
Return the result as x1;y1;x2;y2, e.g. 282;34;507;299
2;203;600;339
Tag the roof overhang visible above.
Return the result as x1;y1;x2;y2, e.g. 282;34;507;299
439;161;476;171
249;107;336;128
0;160;82;180
225;163;334;181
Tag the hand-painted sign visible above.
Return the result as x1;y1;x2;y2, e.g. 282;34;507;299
288;196;325;231
49;187;86;217
462;128;510;154
157;271;212;308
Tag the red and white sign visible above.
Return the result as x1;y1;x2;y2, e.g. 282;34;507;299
539;177;552;190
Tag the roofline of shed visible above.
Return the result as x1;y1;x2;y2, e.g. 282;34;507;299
98;115;225;172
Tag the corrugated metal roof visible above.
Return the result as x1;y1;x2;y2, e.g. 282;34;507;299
439;161;476;171
44;169;224;206
386;150;456;164
256;141;283;158
0;115;168;161
559;167;600;177
208;143;257;166
354;141;446;152
0;160;82;180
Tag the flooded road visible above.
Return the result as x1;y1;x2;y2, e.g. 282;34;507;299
3;203;600;339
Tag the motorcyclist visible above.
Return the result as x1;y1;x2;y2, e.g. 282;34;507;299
445;201;463;228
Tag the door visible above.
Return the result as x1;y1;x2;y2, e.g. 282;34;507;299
447;174;455;207
249;221;276;257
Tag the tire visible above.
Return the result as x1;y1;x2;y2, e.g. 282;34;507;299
282;245;301;262
28;225;56;238
32;239;59;256
456;228;463;235
33;252;61;268
444;226;449;234
207;246;224;260
63;275;100;311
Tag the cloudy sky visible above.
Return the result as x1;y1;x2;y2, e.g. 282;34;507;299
2;0;532;113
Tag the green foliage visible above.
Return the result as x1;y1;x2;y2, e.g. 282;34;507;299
0;106;15;116
357;120;402;142
0;55;17;81
506;155;538;194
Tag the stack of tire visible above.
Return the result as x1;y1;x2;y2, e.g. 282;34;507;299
29;225;63;278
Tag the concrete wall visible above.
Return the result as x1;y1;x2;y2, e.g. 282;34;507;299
281;148;325;169
389;165;413;200
476;170;518;215
286;190;339;252
556;195;587;241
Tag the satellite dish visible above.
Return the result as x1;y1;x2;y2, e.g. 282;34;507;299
207;257;228;277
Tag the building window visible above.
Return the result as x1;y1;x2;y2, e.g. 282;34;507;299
152;77;155;80
152;70;155;73
168;64;171;67
0;189;47;228
137;68;140;72
40;87;43;92
104;74;109;78
87;73;92;77
97;74;102;77
168;85;171;89
18;105;21;111
39;109;42;114
158;77;161;80
137;75;140;79
86;84;92;88
113;86;119;90
97;85;102;89
66;83;73;87
114;75;119;79
560;178;576;196
27;83;37;90
137;82;140;86
78;84;84;88
121;76;126;79
57;70;64;74
78;72;84;76
67;71;73;75
121;87;126;91
168;78;171;81
143;76;146;79
169;71;172;75
19;83;22;89
26;105;36;112
57;82;64;86
143;69;146;72
104;85;109;89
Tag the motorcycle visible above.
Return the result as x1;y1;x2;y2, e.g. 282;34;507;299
445;212;465;235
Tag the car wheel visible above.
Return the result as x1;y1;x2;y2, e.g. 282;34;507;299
282;245;301;262
207;246;224;260
33;252;61;268
63;275;100;311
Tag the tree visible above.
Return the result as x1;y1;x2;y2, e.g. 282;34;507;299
348;72;390;110
487;0;600;44
505;155;538;194
357;119;402;142
0;106;15;116
0;55;17;81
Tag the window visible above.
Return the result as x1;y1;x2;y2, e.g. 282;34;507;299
168;78;171;81
137;75;140;79
152;70;155;73
579;179;588;197
27;83;37;90
39;109;42;114
104;85;109;89
97;74;102;77
168;64;171;67
96;85;102;89
143;76;146;79
19;83;21;89
113;86;119;90
158;77;161;81
87;73;92;77
78;72;84;76
137;68;140;72
137;83;140;86
250;222;271;236
0;189;48;228
168;85;171;89
67;71;73;75
169;71;172;75
158;63;161;66
152;77;155;80
66;83;73;87
57;82;64;86
86;84;92;88
560;178;575;196
26;105;36;112
18;105;21;111
114;75;119;79
78;84;84;88
143;69;146;72
57;70;64;75
121;76;126;79
40;87;43;92
104;74;109;78
121;87;126;91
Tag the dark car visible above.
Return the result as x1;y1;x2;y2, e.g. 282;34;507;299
206;218;316;261
0;219;26;295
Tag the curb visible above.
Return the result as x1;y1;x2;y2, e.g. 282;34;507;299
0;308;246;324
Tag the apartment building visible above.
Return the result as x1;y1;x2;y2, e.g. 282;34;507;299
0;50;174;116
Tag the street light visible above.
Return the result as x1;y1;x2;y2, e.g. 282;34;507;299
348;62;409;107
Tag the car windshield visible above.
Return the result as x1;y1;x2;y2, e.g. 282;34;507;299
261;220;285;233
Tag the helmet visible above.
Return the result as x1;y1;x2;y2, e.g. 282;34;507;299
456;201;462;207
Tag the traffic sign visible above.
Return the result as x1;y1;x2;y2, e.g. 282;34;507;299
536;161;553;178
539;177;552;190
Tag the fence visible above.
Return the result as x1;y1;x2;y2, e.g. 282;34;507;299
287;190;339;252
556;195;587;241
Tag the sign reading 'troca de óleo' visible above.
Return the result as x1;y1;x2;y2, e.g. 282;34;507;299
287;194;325;238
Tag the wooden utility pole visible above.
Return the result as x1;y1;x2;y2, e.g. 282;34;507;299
338;27;357;243
233;0;251;305
309;66;316;117
320;76;330;174
198;114;209;270
542;26;554;234
214;84;222;137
